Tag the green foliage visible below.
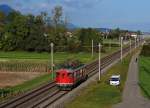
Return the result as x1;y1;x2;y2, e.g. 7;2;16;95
66;35;81;52
52;5;63;27
137;30;142;35
108;28;121;39
0;51;97;62
140;44;150;56
0;11;5;36
0;6;104;53
75;28;102;52
103;43;120;47
139;56;150;99
0;6;65;52
0;11;49;52
2;14;28;50
0;51;50;59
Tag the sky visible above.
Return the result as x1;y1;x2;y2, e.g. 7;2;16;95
0;0;150;32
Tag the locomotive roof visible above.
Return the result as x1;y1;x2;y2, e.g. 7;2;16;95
57;64;85;73
57;69;74;73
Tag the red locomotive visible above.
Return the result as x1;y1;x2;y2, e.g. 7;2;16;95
55;66;88;90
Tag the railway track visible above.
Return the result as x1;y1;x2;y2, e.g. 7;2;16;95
0;82;56;108
0;42;140;108
31;91;68;108
88;46;132;77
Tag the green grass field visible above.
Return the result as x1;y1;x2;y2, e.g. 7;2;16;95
0;46;119;63
139;56;150;99
66;53;132;108
0;47;119;72
103;39;119;44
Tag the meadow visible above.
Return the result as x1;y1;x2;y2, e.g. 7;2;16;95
139;56;150;99
0;46;119;72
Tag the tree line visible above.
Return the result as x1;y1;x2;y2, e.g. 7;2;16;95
0;6;102;53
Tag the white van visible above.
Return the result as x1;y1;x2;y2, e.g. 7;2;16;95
109;75;120;86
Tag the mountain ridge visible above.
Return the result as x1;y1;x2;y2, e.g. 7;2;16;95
0;4;14;15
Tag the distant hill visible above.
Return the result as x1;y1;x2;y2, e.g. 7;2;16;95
95;28;111;32
66;23;77;30
143;32;150;35
0;4;14;15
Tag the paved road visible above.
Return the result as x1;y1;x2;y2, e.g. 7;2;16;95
113;54;150;108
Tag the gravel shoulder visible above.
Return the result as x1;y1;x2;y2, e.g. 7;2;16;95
113;53;150;108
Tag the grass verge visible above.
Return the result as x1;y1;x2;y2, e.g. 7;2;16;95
66;54;132;108
139;56;150;99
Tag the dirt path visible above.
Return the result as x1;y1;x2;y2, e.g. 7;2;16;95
113;54;150;108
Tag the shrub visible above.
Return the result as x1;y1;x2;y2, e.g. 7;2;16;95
140;44;150;57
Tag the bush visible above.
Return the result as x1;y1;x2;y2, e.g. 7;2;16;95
103;43;120;47
140;44;150;57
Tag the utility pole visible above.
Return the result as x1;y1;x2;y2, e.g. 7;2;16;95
51;43;54;79
135;37;137;49
130;39;132;54
119;36;121;47
109;39;111;50
98;43;101;81
121;37;123;62
92;40;94;58
137;35;140;47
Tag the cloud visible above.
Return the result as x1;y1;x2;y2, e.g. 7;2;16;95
0;0;103;14
49;0;102;8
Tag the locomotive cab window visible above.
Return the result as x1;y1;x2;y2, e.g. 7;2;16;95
68;73;73;78
56;73;60;77
62;73;65;78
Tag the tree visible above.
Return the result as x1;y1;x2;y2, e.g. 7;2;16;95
52;5;63;29
108;28;121;39
66;34;81;52
1;12;49;52
0;5;107;53
137;30;141;35
75;28;102;52
2;13;29;51
0;11;6;38
24;14;49;52
49;5;68;51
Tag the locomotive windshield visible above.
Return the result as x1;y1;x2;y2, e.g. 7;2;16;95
68;73;73;78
